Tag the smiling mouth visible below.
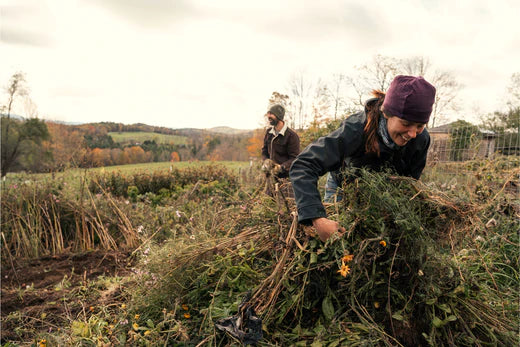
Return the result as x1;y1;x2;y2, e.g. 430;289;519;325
401;134;411;142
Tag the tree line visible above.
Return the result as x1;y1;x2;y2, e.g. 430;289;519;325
1;73;253;176
2;63;518;176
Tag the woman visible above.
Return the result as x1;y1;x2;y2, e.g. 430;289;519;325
289;75;436;242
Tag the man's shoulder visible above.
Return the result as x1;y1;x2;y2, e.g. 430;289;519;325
284;127;300;138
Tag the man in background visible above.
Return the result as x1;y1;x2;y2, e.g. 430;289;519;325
261;104;300;179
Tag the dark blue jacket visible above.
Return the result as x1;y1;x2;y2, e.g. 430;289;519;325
289;105;430;225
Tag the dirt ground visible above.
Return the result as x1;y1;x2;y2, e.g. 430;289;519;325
1;250;134;343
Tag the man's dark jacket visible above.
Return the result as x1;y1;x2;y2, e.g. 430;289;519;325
289;104;430;225
262;124;300;178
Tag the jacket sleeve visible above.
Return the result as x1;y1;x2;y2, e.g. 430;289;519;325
289;118;364;225
261;131;269;160
408;129;430;179
280;131;301;172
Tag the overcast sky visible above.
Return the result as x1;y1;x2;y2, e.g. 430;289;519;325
1;0;519;130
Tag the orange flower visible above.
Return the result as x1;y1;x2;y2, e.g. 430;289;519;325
379;240;387;247
182;304;189;311
342;254;354;263
337;264;351;277
183;313;191;319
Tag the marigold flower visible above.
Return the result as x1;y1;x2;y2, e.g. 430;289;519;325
379;240;387;247
342;254;354;263
121;304;127;309
337;264;351;277
132;322;139;330
39;339;47;347
144;330;151;336
89;306;94;312
182;304;189;311
134;314;140;320
183;313;191;319
374;302;380;309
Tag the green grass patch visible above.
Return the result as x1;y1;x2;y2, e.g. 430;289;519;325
108;132;188;145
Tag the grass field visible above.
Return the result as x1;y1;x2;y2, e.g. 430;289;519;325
1;157;518;346
2;161;252;190
108;131;188;145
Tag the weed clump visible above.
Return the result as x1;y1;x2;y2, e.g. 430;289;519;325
131;168;518;346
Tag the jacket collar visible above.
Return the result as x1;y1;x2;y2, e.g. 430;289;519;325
269;122;288;136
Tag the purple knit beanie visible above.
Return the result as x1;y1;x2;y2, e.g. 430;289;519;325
382;75;436;123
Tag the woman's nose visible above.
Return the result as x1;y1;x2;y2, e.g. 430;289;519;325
407;128;418;138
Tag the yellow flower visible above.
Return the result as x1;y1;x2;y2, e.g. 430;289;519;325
39;339;47;347
89;306;94;312
182;304;189;311
374;302;380;309
183;313;191;319
342;254;354;263
134;314;140;320
121;304;127;309
144;330;151;336
337;264;351;277
379;240;387;247
133;322;139;330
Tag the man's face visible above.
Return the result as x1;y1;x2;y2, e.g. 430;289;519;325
267;113;278;126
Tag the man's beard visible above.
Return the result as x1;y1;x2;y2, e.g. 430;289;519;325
269;118;278;126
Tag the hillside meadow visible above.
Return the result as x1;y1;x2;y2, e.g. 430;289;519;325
108;132;188;145
1;158;518;346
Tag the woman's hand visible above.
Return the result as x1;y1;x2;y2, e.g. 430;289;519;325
312;217;346;242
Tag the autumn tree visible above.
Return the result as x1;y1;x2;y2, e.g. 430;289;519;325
246;129;264;158
1;72;50;176
170;151;180;162
43;122;87;171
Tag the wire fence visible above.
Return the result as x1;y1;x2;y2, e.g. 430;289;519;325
423;124;519;190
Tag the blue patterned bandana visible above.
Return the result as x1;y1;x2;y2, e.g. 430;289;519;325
378;115;398;150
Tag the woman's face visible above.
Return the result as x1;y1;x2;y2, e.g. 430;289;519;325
384;114;427;146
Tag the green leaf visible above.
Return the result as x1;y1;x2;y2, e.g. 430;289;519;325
310;252;318;264
391;313;405;321
432;316;444;328
438;303;451;313
425;298;437;305
146;319;155;328
446;315;457;322
322;296;335;321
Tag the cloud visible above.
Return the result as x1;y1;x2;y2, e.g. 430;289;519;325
1;1;55;47
1;28;53;47
87;0;198;28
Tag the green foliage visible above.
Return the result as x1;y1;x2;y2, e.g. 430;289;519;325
1;116;50;176
125;168;518;346
108;131;188;145
2;159;518;346
88;164;239;200
448;120;481;161
299;118;344;148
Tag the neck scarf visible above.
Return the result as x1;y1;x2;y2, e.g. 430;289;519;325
378;115;398;150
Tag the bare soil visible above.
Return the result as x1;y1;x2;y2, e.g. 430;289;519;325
1;250;134;343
